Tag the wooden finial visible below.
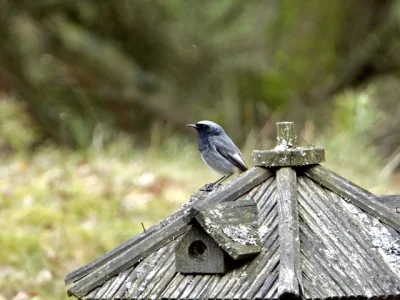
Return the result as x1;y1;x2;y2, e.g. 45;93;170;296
252;121;325;167
277;122;296;148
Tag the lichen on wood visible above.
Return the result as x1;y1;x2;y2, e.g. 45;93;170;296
252;122;325;167
253;146;325;167
276;167;303;297
196;200;261;260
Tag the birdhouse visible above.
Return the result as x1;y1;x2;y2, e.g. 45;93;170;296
175;200;261;274
65;122;400;300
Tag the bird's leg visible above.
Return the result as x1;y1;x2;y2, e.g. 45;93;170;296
213;174;232;185
201;174;233;192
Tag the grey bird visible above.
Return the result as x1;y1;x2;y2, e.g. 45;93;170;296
188;120;248;191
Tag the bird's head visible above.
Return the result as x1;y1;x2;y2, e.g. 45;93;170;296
187;120;224;136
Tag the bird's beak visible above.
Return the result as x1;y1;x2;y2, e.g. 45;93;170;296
187;124;197;129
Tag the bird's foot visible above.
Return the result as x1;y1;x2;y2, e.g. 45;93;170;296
200;183;221;192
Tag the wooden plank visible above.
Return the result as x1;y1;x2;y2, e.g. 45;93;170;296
125;244;177;299
99;267;131;299
182;274;213;300
92;276;114;299
304;165;400;231
82;287;98;300
65;193;202;284
298;177;397;294
252;146;325;167
338;195;400;282
175;224;228;274
276;167;303;297
238;240;279;299
297;179;388;296
67;168;271;297
159;272;186;299
194;167;273;211
378;195;400;213
255;268;279;299
195;200;261;260
111;267;138;299
179;275;204;299
144;256;176;299
67;215;192;298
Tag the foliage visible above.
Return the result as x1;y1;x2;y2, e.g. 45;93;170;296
0;97;42;151
0;126;208;299
0;0;398;147
0;94;399;299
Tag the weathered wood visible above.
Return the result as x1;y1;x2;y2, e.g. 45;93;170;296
92;276;114;299
194;167;274;211
302;177;399;284
175;224;228;274
195;200;261;260
65;191;204;285
159;272;186;299
252;121;325;167
276;167;303;297
169;274;195;299
277;121;297;148
125;244;177;299
297;177;400;295
67;214;192;298
99;267;131;299
239;242;279;299
179;275;205;299
144;255;176;299
183;275;213;300
66;168;271;297
257;269;279;299
304;164;400;231
378;195;400;213
82;287;99;299
252;146;325;167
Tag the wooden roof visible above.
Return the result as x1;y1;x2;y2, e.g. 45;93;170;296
65;122;400;299
65;165;400;299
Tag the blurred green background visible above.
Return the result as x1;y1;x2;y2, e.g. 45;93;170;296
0;1;400;299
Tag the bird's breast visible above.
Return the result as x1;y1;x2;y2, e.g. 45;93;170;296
198;137;211;152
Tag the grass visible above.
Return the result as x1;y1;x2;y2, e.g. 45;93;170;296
0;94;399;299
0;133;212;299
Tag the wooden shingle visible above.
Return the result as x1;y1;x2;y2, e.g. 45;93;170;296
65;122;400;299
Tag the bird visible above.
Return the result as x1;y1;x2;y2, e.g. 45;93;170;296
187;120;248;191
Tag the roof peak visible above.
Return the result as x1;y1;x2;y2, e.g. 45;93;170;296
253;121;325;167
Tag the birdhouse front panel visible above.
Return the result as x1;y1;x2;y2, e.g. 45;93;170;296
175;224;228;274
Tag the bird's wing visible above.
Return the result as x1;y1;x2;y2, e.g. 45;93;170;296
212;136;248;172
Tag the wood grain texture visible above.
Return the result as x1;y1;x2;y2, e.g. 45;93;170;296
252;147;325;167
66;168;271;297
69;168;400;299
298;177;400;296
276;122;297;148
305;164;400;231
65;191;204;284
194;167;274;211
195;200;261;260
378;195;400;213
276;167;303;298
67;214;192;298
175;224;227;274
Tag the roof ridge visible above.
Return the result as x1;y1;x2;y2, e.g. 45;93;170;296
276;167;303;298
